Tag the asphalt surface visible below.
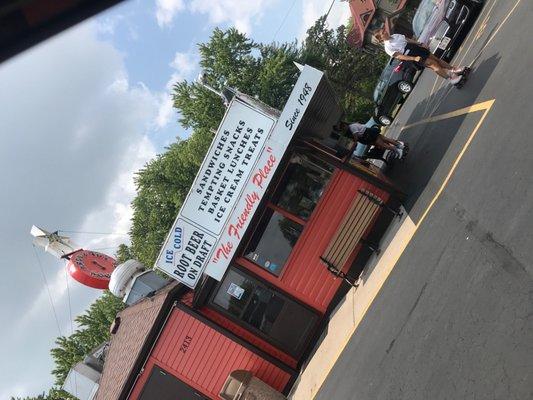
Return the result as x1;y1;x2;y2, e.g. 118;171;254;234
315;1;533;399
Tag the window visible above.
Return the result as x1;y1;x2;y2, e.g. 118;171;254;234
273;154;333;220
243;153;332;275
212;268;318;355
244;209;303;276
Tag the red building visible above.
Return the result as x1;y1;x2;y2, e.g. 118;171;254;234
90;64;402;400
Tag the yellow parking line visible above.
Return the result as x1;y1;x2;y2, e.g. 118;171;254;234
404;99;495;226
402;99;494;130
309;99;495;399
476;0;522;55
455;0;498;66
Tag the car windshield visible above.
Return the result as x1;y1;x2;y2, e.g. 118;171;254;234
412;0;439;37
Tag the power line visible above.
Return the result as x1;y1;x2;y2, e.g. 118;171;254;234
325;0;337;20
272;0;298;42
64;268;75;335
32;245;63;337
58;230;129;236
272;0;339;43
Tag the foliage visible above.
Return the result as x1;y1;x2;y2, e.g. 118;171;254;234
299;16;388;121
50;291;124;386
115;243;133;264
11;388;74;400
129;128;213;267
172;28;300;135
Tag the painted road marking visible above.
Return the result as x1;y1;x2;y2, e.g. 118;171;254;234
477;0;522;54
302;99;495;400
426;0;514;114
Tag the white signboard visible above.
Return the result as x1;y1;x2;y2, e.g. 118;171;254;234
204;65;323;281
155;65;324;287
155;99;276;287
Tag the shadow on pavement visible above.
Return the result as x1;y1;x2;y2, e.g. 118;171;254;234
385;53;501;224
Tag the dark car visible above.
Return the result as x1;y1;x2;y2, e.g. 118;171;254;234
373;58;418;126
413;0;484;61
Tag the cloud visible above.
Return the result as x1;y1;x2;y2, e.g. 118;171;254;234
299;0;352;39
155;50;199;130
0;20;162;398
189;0;270;34
169;51;196;81
95;13;125;35
154;0;279;34
156;0;185;27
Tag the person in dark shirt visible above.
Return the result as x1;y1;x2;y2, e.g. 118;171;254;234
333;121;407;159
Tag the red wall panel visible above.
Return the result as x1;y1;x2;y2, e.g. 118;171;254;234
237;170;390;313
129;308;292;400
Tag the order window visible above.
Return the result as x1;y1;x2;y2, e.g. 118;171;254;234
244;153;332;275
212;267;318;355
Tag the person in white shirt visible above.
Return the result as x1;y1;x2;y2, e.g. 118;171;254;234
333;121;407;159
374;28;469;86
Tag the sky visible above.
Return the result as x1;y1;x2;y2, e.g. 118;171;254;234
0;0;350;397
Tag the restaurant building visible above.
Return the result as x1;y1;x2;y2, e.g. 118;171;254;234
90;64;402;400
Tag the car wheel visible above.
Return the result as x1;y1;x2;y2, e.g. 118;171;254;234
379;115;392;126
398;80;413;94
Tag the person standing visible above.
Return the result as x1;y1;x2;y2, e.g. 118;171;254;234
374;27;469;87
333;121;407;159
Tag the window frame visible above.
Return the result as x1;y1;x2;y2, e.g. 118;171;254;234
208;265;320;358
241;151;333;277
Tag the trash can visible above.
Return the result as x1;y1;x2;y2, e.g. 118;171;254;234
219;370;287;400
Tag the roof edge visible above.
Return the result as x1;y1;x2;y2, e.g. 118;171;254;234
118;283;188;400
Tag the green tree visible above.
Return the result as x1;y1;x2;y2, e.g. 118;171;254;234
11;387;73;400
172;27;300;134
11;394;47;400
300;16;388;121
129;128;213;267
50;291;124;385
115;243;133;264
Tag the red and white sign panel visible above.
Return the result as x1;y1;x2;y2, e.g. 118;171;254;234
155;65;323;287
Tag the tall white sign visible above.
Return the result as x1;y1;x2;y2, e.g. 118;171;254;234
205;66;323;280
155;100;276;287
155;65;324;287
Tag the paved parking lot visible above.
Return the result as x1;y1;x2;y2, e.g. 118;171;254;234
312;1;533;399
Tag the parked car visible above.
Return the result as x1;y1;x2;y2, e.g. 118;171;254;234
412;0;484;61
373;58;418;126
